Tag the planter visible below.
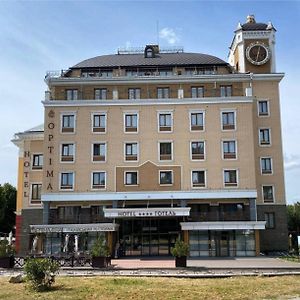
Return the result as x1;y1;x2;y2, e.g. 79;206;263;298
175;256;187;268
0;256;14;268
92;256;106;268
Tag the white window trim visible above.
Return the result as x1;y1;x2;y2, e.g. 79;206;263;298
220;109;237;132
60;112;77;134
258;128;272;147
223;168;239;188
29;182;42;206
221;139;238;160
158;140;174;162
123;111;139;134
91;111;107;134
159;170;174;186
260;156;273;175
262;184;275;204
257;99;270;117
91;142;107;163
157;111;173;133
189;110;205;132
31;153;43;171
59;171;75;191
191;169;207;189
124;141;139;162
124;170;139;186
91;171;107;190
60;142;76;164
190;140;206;161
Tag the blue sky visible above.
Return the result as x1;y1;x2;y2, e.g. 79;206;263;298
0;1;299;203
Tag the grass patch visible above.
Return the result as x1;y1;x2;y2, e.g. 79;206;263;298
1;275;300;300
280;255;300;263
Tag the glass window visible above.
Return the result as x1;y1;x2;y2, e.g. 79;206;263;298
92;172;106;189
157;88;169;99
191;87;204;98
261;157;272;174
223;141;236;159
192;171;205;187
259;129;271;145
258;101;269;116
60;173;74;190
160;171;172;185
62;115;75;133
125;143;138;161
264;212;275;229
220;86;232;97
128;88;141;99
263;186;274;203
191;141;205;160
224;170;237;187
159;142;172;160
190;112;204;131
222;111;235;130
95;89;107;100
125;114;138;132
61;144;74;162
159;113;172;131
31;184;42;203
93;143;106;161
66;89;78;100
125;172;138;185
93;114;106;133
32;154;43;169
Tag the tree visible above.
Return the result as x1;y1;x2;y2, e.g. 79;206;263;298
287;202;300;253
0;183;17;234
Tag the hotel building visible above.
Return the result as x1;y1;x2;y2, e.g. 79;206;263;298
12;15;288;257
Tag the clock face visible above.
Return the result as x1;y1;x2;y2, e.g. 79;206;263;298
246;43;270;65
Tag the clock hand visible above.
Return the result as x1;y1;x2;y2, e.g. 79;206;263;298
256;46;261;62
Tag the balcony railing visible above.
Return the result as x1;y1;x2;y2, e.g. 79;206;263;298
188;211;251;222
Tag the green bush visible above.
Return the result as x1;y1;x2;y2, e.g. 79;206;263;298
24;258;59;291
171;239;189;257
90;235;110;257
0;240;15;257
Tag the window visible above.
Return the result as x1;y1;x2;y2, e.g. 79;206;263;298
224;170;238;187
125;171;138;185
264;212;275;229
92;172;106;189
60;172;74;190
128;88;141;99
222;111;235;130
31;184;42;203
159;142;172;161
192;171;205;188
220;85;232;97
92;114;106;133
124;113;138;132
191;87;204;98
261;157;272;174
61;143;74;162
158;113;172;132
263;185;274;203
190;112;204;131
191;141;205;160
66;89;78;100
125;143;138;161
160;171;173;185
58;206;80;223
157;87;169;99
259;129;271;145
223;141;236;159
93;143;106;162
62;114;75;133
32;154;43;170
258;101;269;116
95;88;107;100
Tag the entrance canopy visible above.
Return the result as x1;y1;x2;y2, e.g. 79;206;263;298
30;223;119;233
103;207;190;218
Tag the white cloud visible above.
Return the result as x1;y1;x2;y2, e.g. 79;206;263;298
159;27;180;45
284;154;300;171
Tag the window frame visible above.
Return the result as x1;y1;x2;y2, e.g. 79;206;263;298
157;87;170;99
222;140;237;160
159;170;173;185
124;171;139;186
190;140;205;161
220;85;232;97
128;88;141;100
157;111;173;133
191;170;206;188
92;142;107;163
259;128;272;147
124;142;139;162
158;141;173;161
189;110;205;132
223;169;238;188
61;112;76;134
91;171;106;190
60;143;75;163
124;112;139;133
264;212;275;229
32;153;43;170
30;183;42;205
191;86;204;98
257;100;270;117
221;110;236;131
260;157;273;175
94;88;107;100
66;89;78;101
262;185;275;203
59;172;75;191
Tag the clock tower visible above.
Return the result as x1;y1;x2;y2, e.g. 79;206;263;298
228;15;276;74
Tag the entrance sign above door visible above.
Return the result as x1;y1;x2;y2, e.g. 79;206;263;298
104;207;191;218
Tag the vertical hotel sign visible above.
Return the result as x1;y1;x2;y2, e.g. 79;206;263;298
23;150;31;199
46;110;55;191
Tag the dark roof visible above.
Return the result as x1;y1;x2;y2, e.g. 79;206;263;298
241;22;268;31
72;53;227;69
